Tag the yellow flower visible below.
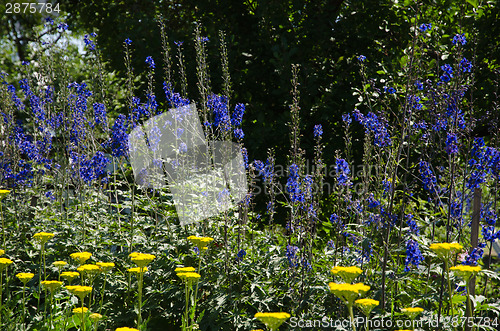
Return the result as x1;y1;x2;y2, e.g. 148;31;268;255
41;280;63;293
89;312;103;322
329;283;371;306
176;272;201;284
70;252;92;264
72;307;89;314
16;272;35;285
115;328;140;331
450;265;481;280
187;236;214;250
175;267;196;273
0;250;4;256
429;243;463;260
254;312;291;331
53;261;67;268
401;307;424;320
0;189;10;200
330;266;363;283
67;285;93;301
61;271;80;283
129;253;155;268
33;232;55;245
96;262;115;272
128;267;148;275
0;257;13;272
77;264;100;276
355;298;379;316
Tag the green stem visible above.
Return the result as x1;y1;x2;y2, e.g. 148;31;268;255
446;260;453;316
0;271;3;328
348;304;356;331
0;203;5;250
138;269;143;329
183;281;189;331
22;286;26;331
99;274;107;314
81;300;85;331
50;293;54;330
467;279;475;331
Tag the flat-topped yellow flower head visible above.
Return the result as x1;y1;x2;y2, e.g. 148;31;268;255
175;267;196;273
41;280;63;293
70;252;92;264
355;298;379;316
254;312;291;331
402;307;424;320
129;253;155;268
77;264;100;276
72;307;89;314
331;266;363;283
0;257;13;272
329;283;371;306
67;285;93;301
0;189;10;200
128;267;148;275
53;261;67;268
115;328;140;331
33;232;55;245
61;271;80;284
450;265;481;280
16;272;35;285
187;236;214;250
176;272;201;285
0;250;4;256
96;262;115;272
429;243;463;260
89;313;103;322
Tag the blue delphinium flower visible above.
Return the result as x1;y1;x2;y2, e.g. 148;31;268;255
358;55;366;62
452;33;467;45
163;83;190;108
58;23;68;31
342;113;352;126
445;133;459;154
440;64;453;82
124;38;132;45
462;247;483;266
286;245;299;268
231;103;245;127
286;163;303;202
207;94;230;132
460;58;472;72
237;249;246;261
313;124;323;138
404;239;424;272
234;128;244;139
145;56;155;69
334;158;351;186
419;160;438;194
92;102;107;129
384;86;396;94
415;80;424;90
83;34;96;51
405;214;420;235
109;114;128;158
352;110;392;147
418;23;432;32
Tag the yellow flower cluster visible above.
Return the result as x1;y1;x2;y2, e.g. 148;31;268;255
450;265;481;280
0;257;13;271
77;264;100;276
355;298;379;316
0;250;4;256
41;280;63;293
96;262;115;272
128;267;148;275
53;261;67;268
72;307;89;314
330;266;363;283
16;272;35;284
61;271;80;283
0;189;10;200
177;272;201;284
187;236;214;250
33;232;55;244
70;252;92;264
401;307;424;320
66;285;93;301
89;313;103;322
254;312;291;331
329;283;370;305
174;267;196;273
129;252;155;268
429;243;463;259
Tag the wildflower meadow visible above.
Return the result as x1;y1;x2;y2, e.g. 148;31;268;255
0;1;500;330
